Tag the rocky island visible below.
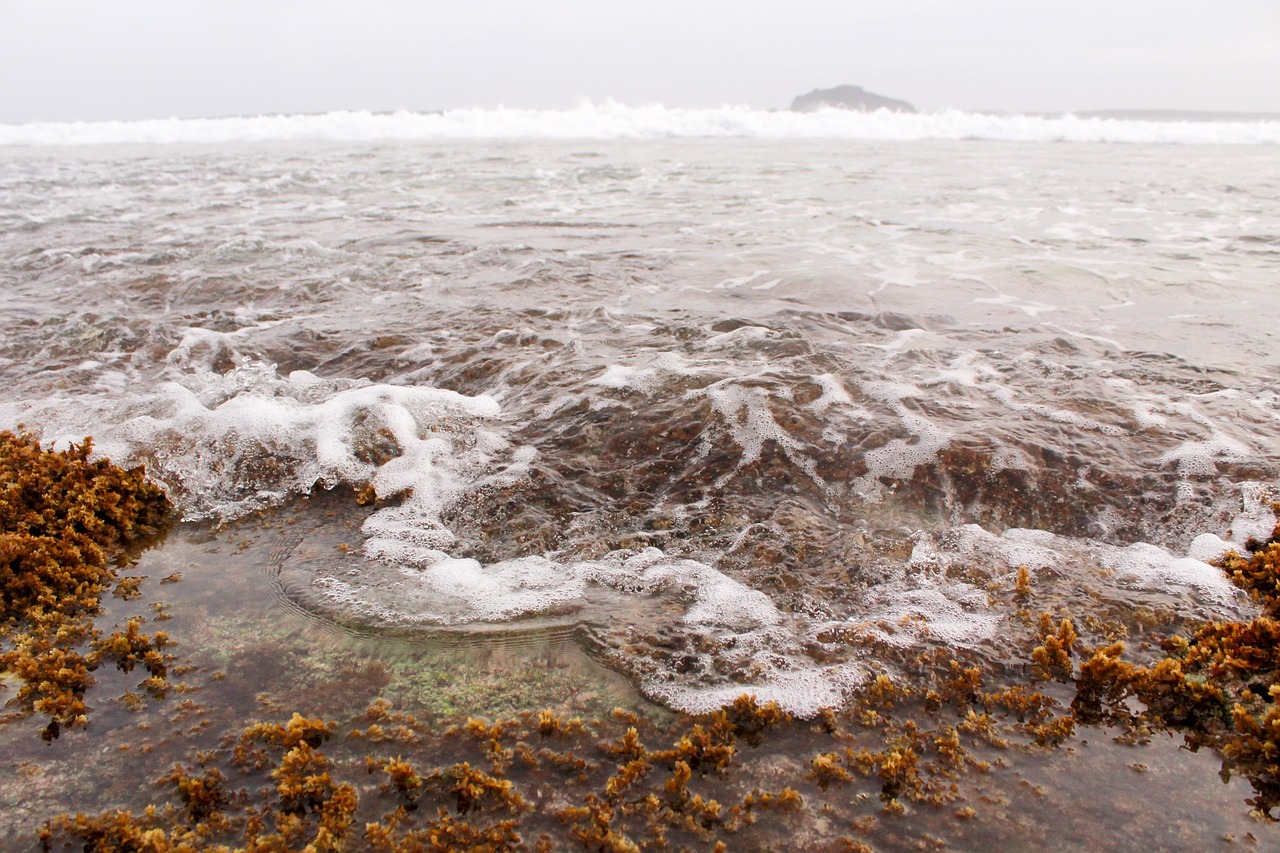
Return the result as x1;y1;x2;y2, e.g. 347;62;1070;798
790;84;916;113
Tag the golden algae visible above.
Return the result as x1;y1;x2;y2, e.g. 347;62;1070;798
0;430;170;735
31;687;1263;852
1051;508;1280;817
23;567;1277;850
17;482;1280;851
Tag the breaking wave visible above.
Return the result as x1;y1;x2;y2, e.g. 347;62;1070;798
4;103;1280;146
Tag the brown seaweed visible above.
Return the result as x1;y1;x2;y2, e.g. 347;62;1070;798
0;430;171;734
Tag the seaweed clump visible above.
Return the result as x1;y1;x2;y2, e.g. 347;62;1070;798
0;430;170;734
1052;507;1280;816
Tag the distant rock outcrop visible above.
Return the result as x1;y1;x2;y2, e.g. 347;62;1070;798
790;85;916;114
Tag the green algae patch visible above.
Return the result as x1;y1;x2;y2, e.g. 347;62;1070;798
0;430;171;734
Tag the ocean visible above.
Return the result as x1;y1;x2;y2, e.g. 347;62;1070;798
3;106;1280;848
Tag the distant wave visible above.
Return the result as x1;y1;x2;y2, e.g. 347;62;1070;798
4;102;1280;146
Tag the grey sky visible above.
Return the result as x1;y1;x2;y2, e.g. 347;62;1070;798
2;0;1278;123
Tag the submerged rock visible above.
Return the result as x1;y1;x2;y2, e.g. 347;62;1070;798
790;85;916;114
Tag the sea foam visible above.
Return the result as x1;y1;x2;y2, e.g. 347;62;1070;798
3;103;1279;146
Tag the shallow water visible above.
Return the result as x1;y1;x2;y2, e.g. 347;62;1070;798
0;503;1269;850
4;138;1278;714
3;137;1280;844
0;501;644;845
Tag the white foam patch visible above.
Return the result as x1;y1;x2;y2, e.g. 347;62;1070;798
596;548;782;630
859;381;923;407
860;415;951;482
1161;433;1253;477
1186;482;1277;562
41;359;512;523
910;520;1247;611
8;105;1277;146
910;526;1061;577
1227;483;1278;546
166;322;290;368
1132;404;1169;430
406;555;583;622
1106;379;1172;431
808;374;873;444
702;326;777;349
693;381;821;487
714;269;773;291
589;364;660;392
925;352;1001;390
861;328;932;353
648;663;867;718
586;352;698;395
854;380;951;490
1150;400;1255;496
1187;534;1235;564
989;446;1032;472
862;583;1000;647
984;383;1125;436
807;373;863;416
1102;543;1236;605
350;544;783;631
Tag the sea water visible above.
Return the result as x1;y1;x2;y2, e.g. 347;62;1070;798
2;113;1279;718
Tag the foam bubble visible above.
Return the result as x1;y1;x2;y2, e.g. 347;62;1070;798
909;520;1247;613
863;583;1000;647
1102;543;1237;605
57;359;510;522
703;326;777;349
586;352;698;395
859;381;923;406
985;383;1125;436
859;417;950;483
1187;534;1234;563
807;373;864;416
925;352;1000;390
647;662;866;718
1228;483;1278;545
1161;433;1253;477
597;548;783;630
406;555;583;622
691;382;821;488
588;364;660;392
334;490;796;630
854;380;950;489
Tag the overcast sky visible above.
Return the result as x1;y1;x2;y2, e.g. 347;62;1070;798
2;0;1278;123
